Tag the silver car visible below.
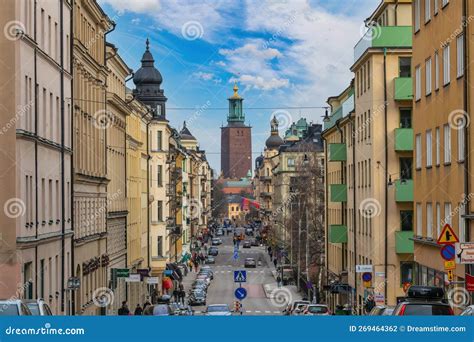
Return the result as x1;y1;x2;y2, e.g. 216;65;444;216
0;300;32;316
204;304;231;316
23;299;53;316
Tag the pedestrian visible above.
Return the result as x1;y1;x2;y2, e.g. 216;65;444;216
273;258;277;268
364;295;376;314
276;275;282;288
134;304;143;316
179;289;186;305
189;260;193;272
143;300;151;310
118;301;130;316
204;244;208;253
194;260;199;272
173;288;179;302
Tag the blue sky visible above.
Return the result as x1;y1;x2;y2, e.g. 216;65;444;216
99;0;379;173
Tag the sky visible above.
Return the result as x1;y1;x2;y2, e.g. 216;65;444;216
99;0;380;173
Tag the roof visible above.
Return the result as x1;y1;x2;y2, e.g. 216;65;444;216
179;121;196;141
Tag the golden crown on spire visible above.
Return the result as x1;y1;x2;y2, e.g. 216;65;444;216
230;82;242;99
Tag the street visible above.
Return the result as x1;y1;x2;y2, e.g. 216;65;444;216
182;233;299;315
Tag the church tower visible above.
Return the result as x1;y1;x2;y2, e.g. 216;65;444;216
132;39;167;120
220;83;252;178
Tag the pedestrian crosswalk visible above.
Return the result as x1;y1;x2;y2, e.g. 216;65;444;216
212;270;265;274
193;310;282;315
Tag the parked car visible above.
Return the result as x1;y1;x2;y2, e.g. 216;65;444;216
212;238;222;246
199;268;214;279
178;304;194;316
303;304;330;316
143;304;173;316
251;239;259;247
244;257;256;268
205;256;215;264
393;286;453;316
368;305;395;316
216;229;224;236
243;241;251;248
284;300;310;315
196;275;211;286
460;305;474;316
0;300;32;316
208;247;219;256
23;299;53;316
188;291;206;306
204;304;232;316
245;228;254;236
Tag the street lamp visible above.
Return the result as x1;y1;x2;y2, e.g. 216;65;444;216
322;108;330;123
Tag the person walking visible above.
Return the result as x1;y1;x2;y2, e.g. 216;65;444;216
189;260;193;272
118;301;130;316
273;258;277;268
143;300;151;310
276;275;282;288
134;304;143;316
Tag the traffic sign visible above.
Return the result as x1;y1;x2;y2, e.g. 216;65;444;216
234;287;247;300
440;244;456;261
234;270;247;283
356;265;373;273
447;269;455;282
444;260;456;270
362;272;372;282
437;224;459;245
455;243;474;264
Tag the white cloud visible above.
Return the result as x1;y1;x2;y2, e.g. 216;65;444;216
193;72;215;81
230;75;289;91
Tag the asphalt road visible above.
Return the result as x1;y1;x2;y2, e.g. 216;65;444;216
182;233;285;315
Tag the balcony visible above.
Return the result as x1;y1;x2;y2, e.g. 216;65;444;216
259;175;272;182
330;184;347;202
394;77;413;101
395;179;413;202
395;231;414;254
394;128;413;151
354;26;412;63
329;225;348;243
328;143;347;162
260;192;272;198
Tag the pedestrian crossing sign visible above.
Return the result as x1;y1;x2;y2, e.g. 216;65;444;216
234;270;247;283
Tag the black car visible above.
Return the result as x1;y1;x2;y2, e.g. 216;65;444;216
243;241;251;248
393;286;453;316
251;239;259;247
143;304;173;316
188;291;206;306
208;247;218;256
245;228;253;236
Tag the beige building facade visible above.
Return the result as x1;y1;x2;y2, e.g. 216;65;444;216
0;0;73;315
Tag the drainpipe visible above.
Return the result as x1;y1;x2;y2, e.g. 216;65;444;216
322;135;329;300
59;0;65;314
383;48;389;305
462;0;470;276
395;0;399;26
70;0;75;316
349;109;357;311
34;0;38;301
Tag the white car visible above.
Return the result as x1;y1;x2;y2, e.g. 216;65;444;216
303;304;330;316
204;304;232;316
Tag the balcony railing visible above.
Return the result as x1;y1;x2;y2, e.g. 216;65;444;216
328;143;347;162
394;128;413;151
394;77;413;101
396;231;414;253
329;225;348;243
395;179;413;202
330;184;347;202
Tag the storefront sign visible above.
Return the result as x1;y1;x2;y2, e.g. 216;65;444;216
374;293;385;304
146;277;159;284
466;273;474;292
456;243;474;264
125;274;141;282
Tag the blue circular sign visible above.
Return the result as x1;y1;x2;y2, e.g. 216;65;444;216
440;244;455;261
235;287;247;300
362;272;372;282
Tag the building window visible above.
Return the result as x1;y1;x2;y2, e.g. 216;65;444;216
444;202;452;225
435;127;440;165
157;236;163;257
457;34;464;78
434;0;439;14
425;0;431;22
416;203;422;236
157;200;163;221
400;262;414;284
415;65;421;101
399;57;412;77
287;158;295;168
157;165;163;187
425;58;432;95
400;157;413;179
415;134;422;169
434;52;439;90
157;131;162;150
400;210;413;231
436;203;441;237
443;44;450;85
414;0;421;32
427;202;433;238
443;124;451;163
458;125;465;162
426;129;432;167
400;108;412;128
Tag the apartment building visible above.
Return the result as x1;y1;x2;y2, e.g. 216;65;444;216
412;0;473;289
0;0;73;315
